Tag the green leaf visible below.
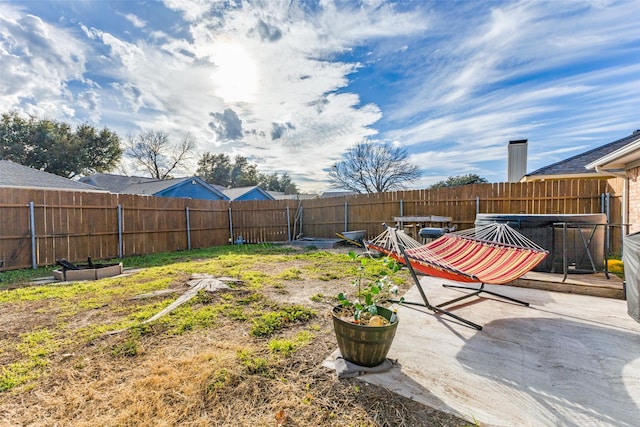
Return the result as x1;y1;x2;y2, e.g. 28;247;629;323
337;293;352;306
365;293;373;305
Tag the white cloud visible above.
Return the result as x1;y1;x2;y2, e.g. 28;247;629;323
20;0;421;192
154;0;425;190
379;0;640;181
122;13;145;29
0;5;87;118
77;89;101;122
161;0;223;22
2;0;639;192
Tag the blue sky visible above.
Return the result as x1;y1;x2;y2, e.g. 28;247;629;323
1;0;639;193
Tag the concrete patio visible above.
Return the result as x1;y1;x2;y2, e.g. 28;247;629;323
357;274;640;426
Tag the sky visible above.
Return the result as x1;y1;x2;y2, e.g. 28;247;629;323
1;0;639;193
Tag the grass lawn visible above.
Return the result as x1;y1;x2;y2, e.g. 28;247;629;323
0;244;469;426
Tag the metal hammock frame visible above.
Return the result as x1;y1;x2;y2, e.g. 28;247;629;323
365;223;549;330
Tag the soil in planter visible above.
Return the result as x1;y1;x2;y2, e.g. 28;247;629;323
333;305;395;326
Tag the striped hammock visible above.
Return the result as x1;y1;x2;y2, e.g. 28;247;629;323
365;223;549;285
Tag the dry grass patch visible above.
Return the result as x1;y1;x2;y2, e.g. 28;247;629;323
0;246;468;426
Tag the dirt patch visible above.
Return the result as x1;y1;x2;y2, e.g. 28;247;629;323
0;248;469;426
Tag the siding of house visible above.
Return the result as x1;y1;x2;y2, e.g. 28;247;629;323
628;167;640;234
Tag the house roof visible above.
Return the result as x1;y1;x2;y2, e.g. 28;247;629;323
524;130;640;180
220;186;274;201
79;174;156;192
80;174;228;199
585;132;640;172
0;160;103;191
124;178;191;196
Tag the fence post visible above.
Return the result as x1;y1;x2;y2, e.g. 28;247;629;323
604;193;611;255
344;200;348;231
186;207;191;250
286;206;291;241
29;201;36;269
476;196;480;215
117;204;123;259
228;205;233;244
400;199;404;216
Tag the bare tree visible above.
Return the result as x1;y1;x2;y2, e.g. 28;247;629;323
126;131;196;179
328;141;421;193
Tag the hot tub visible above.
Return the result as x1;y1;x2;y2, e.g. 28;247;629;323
475;213;607;273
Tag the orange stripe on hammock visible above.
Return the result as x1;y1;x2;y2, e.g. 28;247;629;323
369;234;548;285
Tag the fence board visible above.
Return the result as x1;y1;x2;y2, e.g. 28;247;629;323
0;177;626;270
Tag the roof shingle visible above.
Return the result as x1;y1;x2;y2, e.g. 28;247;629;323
526;130;640;177
0;160;102;191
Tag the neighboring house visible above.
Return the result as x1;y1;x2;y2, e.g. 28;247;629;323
523;130;640;181
319;191;357;198
79;174;150;193
268;191;317;200
218;185;275;201
0;160;103;192
586;130;640;234
80;173;229;200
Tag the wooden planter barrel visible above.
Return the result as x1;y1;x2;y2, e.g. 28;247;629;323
332;305;398;367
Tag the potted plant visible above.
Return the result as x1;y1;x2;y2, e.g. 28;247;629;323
332;251;403;367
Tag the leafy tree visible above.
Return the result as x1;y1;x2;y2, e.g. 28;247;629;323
0;111;31;163
0;111;122;178
196;153;299;193
74;124;122;177
126;131;195;179
230;155;260;187
328;141;421;193
429;173;488;189
196;153;233;187
277;173;298;195
259;172;299;194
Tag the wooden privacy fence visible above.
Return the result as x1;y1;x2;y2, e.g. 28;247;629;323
0;177;623;270
0;188;231;270
298;178;623;241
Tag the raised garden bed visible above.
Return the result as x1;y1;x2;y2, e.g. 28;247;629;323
52;259;123;281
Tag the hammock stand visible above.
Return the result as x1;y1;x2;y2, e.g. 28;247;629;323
365;224;549;330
